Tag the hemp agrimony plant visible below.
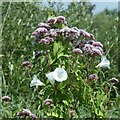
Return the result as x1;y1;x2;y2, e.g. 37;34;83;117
19;15;119;118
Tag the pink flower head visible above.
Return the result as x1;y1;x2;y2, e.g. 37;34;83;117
72;48;83;54
17;109;32;117
108;77;119;84
44;99;53;106
38;23;51;30
2;96;11;102
47;18;56;24
92;48;103;56
90;34;95;39
83;44;94;55
69;29;78;34
79;29;91;38
32;28;48;35
22;61;32;68
89;74;98;81
39;36;54;44
92;41;103;48
95;46;103;53
56;16;65;23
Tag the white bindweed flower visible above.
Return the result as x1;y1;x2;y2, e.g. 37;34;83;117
52;68;68;82
30;75;44;87
96;56;110;69
46;72;55;85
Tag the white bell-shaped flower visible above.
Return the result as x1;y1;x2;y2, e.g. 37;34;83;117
46;72;55;85
30;75;44;87
96;56;110;69
52;68;68;82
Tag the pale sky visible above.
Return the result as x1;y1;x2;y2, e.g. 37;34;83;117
42;0;119;14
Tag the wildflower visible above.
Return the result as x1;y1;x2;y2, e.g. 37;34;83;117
95;46;103;53
22;61;32;68
48;29;58;37
108;77;119;84
44;99;53;106
53;68;68;82
72;48;83;54
17;109;32;116
92;48;103;56
96;56;110;69
83;43;103;57
47;18;56;24
38;23;50;30
39;36;54;44
92;41;103;48
46;68;68;84
83;44;94;55
30;75;44;87
46;72;55;85
75;41;87;48
2;96;11;102
32;27;48;35
89;74;98;81
79;29;90;38
56;16;65;23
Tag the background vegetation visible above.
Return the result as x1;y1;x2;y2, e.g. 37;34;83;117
1;1;120;119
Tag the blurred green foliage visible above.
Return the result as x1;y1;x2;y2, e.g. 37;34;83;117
2;1;120;119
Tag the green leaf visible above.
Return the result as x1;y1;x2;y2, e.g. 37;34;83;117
53;41;64;57
57;52;64;59
53;41;59;57
48;53;55;65
62;100;69;106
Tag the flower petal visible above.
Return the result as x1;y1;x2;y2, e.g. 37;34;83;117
30;75;44;87
96;56;110;69
52;68;68;82
46;72;55;85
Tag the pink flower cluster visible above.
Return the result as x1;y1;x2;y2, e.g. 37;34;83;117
32;16;95;45
47;16;66;25
17;109;37;118
73;40;104;57
83;41;103;56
